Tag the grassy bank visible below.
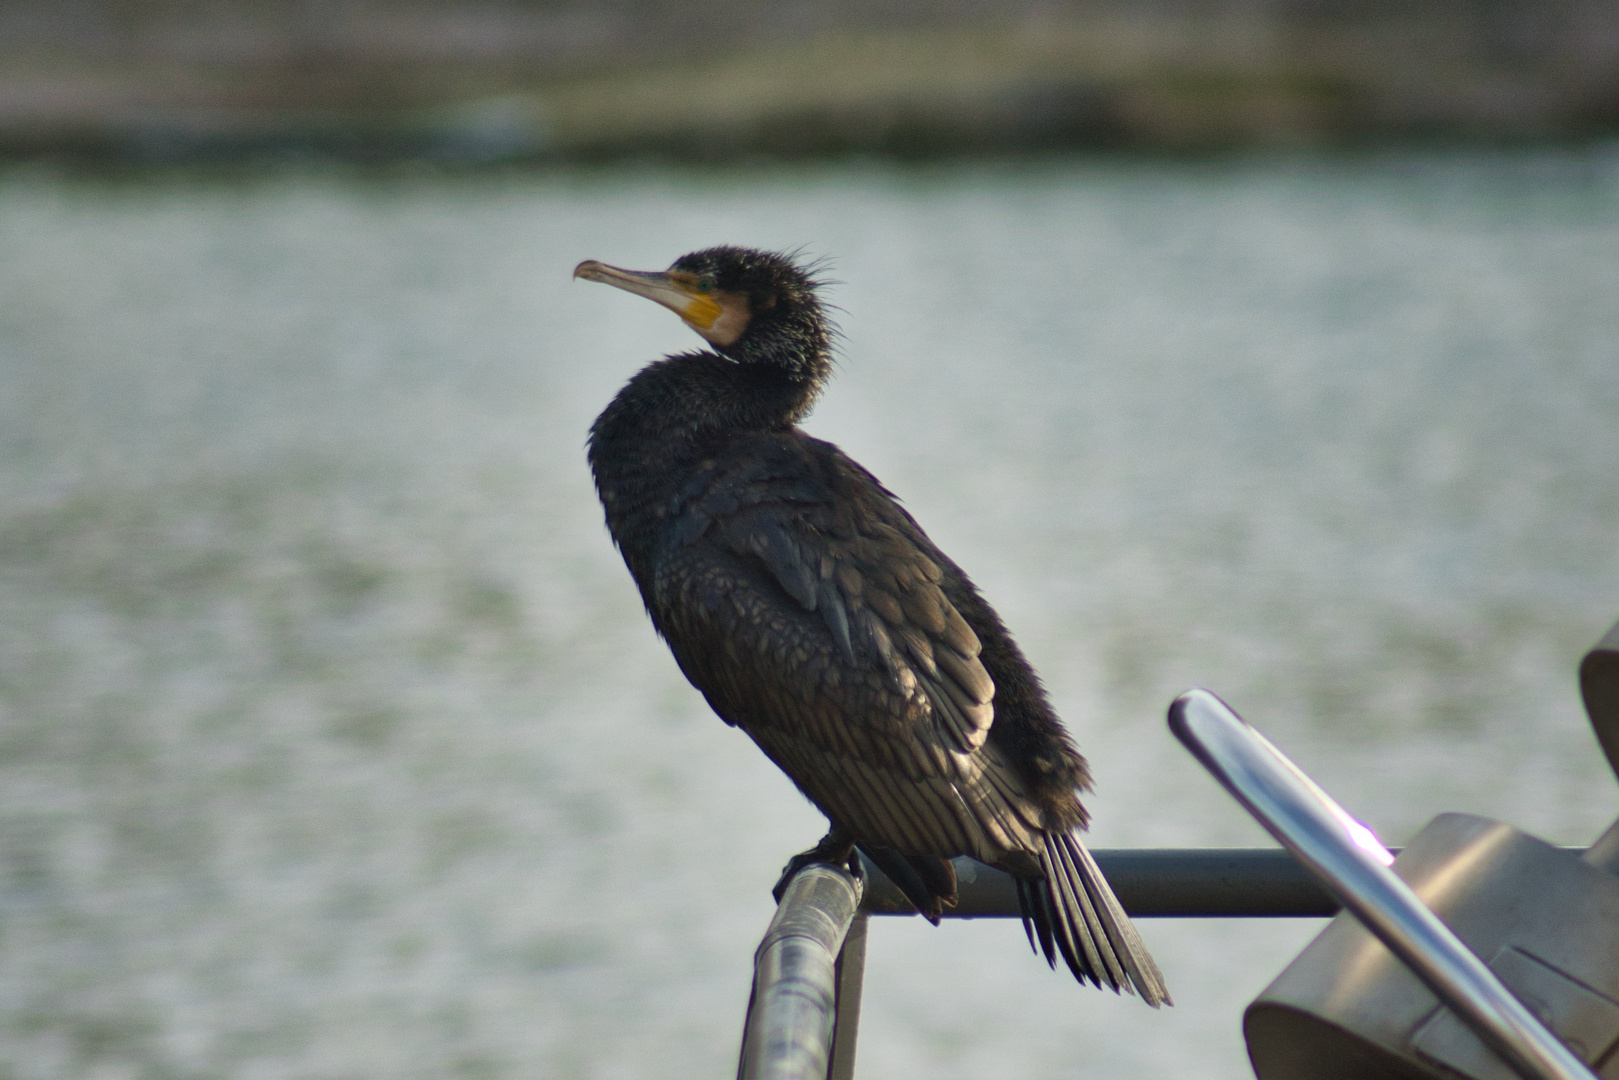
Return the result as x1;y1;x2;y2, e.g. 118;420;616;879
3;3;1617;161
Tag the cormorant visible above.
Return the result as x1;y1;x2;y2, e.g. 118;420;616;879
577;246;1168;1005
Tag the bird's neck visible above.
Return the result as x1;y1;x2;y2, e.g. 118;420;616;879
587;351;824;564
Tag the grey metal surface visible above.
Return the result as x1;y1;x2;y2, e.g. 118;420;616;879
1247;814;1619;1080
1413;945;1619;1080
827;914;867;1080
1171;688;1598;1080
738;863;863;1080
1583;816;1619;878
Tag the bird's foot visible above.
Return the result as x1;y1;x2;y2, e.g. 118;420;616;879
771;831;860;904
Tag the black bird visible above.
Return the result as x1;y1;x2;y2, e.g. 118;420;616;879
577;246;1168;1005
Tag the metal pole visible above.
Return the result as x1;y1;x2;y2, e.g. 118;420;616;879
1169;687;1598;1080
827;913;867;1080
738;862;863;1080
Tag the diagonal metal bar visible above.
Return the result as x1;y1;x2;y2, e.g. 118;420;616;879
1169;687;1598;1080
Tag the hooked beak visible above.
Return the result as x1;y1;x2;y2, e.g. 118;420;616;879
573;259;724;332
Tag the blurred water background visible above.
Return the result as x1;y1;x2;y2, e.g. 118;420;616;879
2;149;1619;1080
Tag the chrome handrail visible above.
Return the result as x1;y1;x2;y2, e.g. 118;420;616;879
1169;688;1598;1080
737;863;863;1080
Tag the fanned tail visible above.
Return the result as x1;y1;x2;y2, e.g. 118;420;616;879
1019;831;1171;1007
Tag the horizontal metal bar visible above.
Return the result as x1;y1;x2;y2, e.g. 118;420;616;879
859;845;1583;919
858;849;1338;918
1094;847;1345;917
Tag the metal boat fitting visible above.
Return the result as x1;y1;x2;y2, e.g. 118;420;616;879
1243;618;1619;1080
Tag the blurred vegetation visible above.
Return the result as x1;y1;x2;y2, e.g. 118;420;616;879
2;0;1618;160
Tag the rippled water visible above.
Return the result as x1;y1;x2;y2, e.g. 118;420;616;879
2;151;1619;1080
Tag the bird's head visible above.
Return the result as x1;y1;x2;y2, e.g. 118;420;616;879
574;246;832;378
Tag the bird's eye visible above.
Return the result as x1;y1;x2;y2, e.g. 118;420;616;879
696;278;716;293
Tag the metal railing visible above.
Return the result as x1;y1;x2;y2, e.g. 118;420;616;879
736;690;1597;1080
1171;689;1596;1080
734;845;1343;1080
737;865;865;1080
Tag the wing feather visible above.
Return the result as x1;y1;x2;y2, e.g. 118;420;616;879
651;430;1041;864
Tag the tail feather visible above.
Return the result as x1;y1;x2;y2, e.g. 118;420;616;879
1046;843;1110;988
1021;832;1172;1007
1069;837;1171;1007
1052;834;1125;990
1013;876;1042;958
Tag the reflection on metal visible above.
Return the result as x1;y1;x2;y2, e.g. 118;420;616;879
738;863;863;1080
1170;688;1598;1080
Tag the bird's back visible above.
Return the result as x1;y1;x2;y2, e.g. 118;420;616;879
622;427;1087;869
